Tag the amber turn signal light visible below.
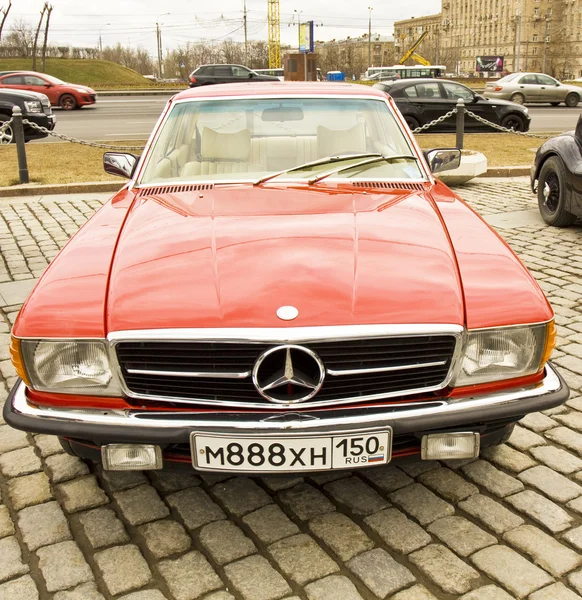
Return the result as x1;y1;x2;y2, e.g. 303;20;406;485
541;320;556;368
9;336;31;387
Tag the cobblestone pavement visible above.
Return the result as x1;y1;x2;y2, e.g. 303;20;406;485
0;179;582;600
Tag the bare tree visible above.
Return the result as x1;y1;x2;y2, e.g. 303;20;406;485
0;1;12;41
6;19;35;57
41;4;52;72
32;4;47;71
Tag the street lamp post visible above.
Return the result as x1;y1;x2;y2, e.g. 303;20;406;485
156;13;170;79
368;7;373;69
98;23;110;58
294;9;303;52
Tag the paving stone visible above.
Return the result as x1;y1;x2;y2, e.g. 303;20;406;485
391;585;439;600
78;507;130;549
199;520;256;565
567;495;582;516
545;427;582;456
359;465;413;492
114;484;169;525
242;504;300;544
505;490;574;533
347;548;416;598
129;521;187;562
118;592;168;600
556;411;582;432
166;487;225;531
399;461;440;477
507;425;546;451
389;483;454;526
427;516;497;557
53;582;106;600
529;583;582;600
101;469;148;492
518;465;582;502
305;575;364;600
364;508;431;555
569;570;582;596
519;413;557;432
562;525;582;551
0;506;14;539
530;445;582;474
36;540;93;592
261;475;304;492
224;555;291;600
458;585;514;600
269;534;339;585
94;544;152;596
0;575;39;600
503;525;582;576
323;476;388;516
307;471;349;485
0;446;41;477
45;453;89;483
481;444;537;473
418;467;478;502
461;459;524;497
148;471;200;494
0;425;29;453
0;536;28;582
18;501;71;551
408;544;480;595
458;494;524;535
471;545;554;598
211;477;271;517
57;476;109;513
158;552;223;600
7;471;52;510
33;435;63;458
308;512;373;561
278;483;335;520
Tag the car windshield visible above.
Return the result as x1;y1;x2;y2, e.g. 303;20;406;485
498;74;520;82
42;74;65;85
139;97;424;185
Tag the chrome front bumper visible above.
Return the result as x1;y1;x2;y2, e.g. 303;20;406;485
4;363;568;444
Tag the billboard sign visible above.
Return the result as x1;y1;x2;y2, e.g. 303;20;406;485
299;21;314;53
476;56;504;72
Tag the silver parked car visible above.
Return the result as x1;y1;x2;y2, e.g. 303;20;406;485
483;73;581;107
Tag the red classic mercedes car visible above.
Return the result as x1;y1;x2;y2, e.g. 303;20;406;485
5;82;568;474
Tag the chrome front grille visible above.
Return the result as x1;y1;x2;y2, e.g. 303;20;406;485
115;333;459;409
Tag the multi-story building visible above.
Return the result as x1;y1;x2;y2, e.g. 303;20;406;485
314;34;395;78
393;14;444;65
396;0;582;79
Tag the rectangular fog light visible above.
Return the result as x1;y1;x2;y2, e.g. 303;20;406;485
102;444;163;471
421;432;480;460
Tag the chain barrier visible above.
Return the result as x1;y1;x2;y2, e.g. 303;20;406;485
20;119;146;151
411;108;458;134
463;109;552;139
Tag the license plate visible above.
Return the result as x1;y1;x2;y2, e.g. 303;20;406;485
191;429;392;473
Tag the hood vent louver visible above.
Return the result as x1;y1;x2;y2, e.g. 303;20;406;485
352;181;425;191
135;184;214;197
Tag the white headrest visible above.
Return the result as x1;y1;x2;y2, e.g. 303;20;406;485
317;123;366;158
201;127;251;161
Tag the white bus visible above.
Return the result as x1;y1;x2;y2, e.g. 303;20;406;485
253;68;284;81
364;65;447;81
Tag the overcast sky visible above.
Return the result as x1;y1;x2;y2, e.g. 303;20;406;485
5;0;441;55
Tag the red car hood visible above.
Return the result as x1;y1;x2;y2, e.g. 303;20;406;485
106;185;464;331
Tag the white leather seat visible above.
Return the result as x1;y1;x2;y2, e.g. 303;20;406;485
250;136;318;171
317;123;367;158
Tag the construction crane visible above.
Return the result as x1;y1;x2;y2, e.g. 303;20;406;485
398;31;430;66
267;0;281;69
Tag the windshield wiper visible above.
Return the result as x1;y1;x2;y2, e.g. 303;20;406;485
253;153;382;185
308;155;419;184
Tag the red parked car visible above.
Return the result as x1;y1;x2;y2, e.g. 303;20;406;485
5;83;568;473
0;71;96;110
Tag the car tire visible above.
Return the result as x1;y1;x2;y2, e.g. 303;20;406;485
537;156;576;227
510;92;525;105
501;114;526;132
59;94;77;110
0;114;14;144
404;116;420;131
565;93;580;108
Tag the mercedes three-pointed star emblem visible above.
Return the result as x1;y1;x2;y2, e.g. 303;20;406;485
252;345;325;404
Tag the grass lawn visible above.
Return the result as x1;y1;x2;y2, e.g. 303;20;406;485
0;132;555;187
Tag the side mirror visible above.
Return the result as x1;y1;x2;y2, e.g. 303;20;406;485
103;152;138;179
424;148;461;174
248;71;255;78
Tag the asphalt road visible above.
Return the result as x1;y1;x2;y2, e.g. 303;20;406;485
33;93;582;144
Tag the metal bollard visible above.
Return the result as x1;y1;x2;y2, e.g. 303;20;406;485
11;106;30;185
455;99;465;150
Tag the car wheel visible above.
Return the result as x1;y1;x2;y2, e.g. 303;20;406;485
404;116;420;131
537;156;576;227
501;114;525;132
565;93;580;108
0;115;14;144
510;92;525;105
59;94;77;110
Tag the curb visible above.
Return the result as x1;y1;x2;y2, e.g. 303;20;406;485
0;181;123;198
480;166;531;177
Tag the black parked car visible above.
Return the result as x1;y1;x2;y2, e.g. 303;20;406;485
0;88;56;143
189;64;280;87
531;114;582;227
373;78;531;133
